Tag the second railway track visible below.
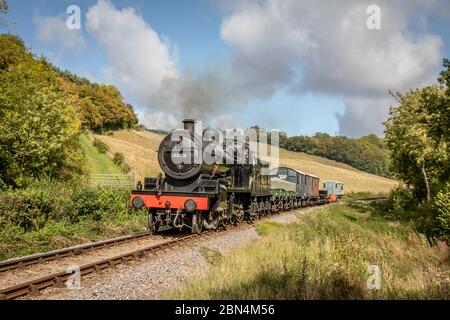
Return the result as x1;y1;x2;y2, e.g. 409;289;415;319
0;230;175;273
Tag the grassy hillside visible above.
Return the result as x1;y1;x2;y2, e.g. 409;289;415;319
169;203;450;299
93;130;398;193
79;133;123;175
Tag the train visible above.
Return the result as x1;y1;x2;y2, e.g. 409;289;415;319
130;119;344;233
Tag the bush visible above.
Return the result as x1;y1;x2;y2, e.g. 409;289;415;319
0;35;84;188
387;187;419;216
433;183;450;241
112;152;131;173
71;185;130;222
113;152;125;166
0;180;132;231
93;138;109;154
369;186;419;220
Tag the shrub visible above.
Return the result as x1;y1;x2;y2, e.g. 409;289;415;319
112;152;131;173
0;180;133;231
433;183;450;241
388;187;419;216
0;180;73;230
93;138;109;154
113;152;125;166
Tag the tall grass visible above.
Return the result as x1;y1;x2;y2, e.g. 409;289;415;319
170;204;450;299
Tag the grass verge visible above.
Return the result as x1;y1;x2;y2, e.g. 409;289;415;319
0;211;147;260
169;203;450;299
79;133;123;175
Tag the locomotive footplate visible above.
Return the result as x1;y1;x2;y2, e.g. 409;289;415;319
130;190;212;211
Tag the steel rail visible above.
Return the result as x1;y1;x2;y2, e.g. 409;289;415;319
0;231;166;273
0;232;213;300
349;197;388;202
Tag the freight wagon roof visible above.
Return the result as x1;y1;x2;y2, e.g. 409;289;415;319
323;180;343;184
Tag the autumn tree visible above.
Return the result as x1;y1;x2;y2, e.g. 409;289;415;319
55;68;138;132
0;35;83;187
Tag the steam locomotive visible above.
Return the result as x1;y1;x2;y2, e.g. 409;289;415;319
130;119;343;233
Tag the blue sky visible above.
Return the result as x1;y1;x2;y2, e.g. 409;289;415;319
3;0;450;137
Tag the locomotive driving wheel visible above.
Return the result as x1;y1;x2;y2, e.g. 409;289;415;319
204;211;220;230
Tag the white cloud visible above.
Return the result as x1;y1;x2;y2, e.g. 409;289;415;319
220;0;445;136
86;0;178;107
34;14;86;51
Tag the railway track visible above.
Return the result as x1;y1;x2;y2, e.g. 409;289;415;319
0;199;385;300
0;217;262;300
0;230;217;300
0;230;174;274
350;196;388;203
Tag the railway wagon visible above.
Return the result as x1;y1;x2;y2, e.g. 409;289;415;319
270;176;298;211
310;174;320;205
270;167;322;206
323;180;344;202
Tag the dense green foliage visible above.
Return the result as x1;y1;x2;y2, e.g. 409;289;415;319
0;34;138;188
0;180;147;259
279;132;390;177
0;180;131;231
0;35;83;188
384;59;450;241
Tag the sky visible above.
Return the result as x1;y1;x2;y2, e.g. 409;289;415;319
2;0;450;137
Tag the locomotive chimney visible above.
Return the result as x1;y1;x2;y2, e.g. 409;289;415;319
182;119;196;134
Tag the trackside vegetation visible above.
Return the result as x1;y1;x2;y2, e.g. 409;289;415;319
384;59;450;242
0;180;147;260
170;203;450;300
0;33;144;260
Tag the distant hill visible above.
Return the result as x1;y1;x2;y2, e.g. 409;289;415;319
93;129;398;194
279;132;390;177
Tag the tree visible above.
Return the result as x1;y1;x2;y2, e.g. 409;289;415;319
0;35;83;187
385;86;448;201
56;68;138;131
